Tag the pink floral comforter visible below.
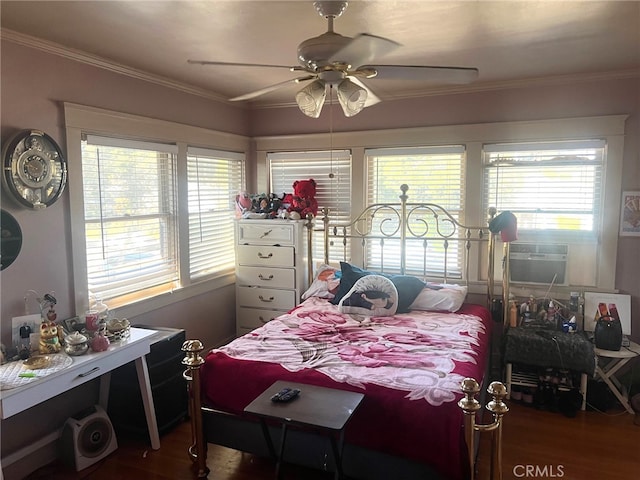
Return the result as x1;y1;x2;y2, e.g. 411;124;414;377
202;297;492;480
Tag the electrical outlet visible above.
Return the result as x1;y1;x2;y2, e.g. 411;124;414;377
12;314;41;349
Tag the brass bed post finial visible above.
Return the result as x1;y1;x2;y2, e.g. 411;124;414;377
182;340;209;478
399;185;409;275
459;378;481;480
458;378;509;480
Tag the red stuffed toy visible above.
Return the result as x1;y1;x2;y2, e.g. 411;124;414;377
288;179;318;218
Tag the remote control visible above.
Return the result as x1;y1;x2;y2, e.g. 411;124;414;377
271;387;301;403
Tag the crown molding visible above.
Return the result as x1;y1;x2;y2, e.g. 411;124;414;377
3;28;638;111
256;67;640;110
1;29;228;103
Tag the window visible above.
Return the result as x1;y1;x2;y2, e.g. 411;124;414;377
187;147;244;280
366;146;465;277
269;150;351;263
67;104;249;316
483;140;605;235
82;136;179;305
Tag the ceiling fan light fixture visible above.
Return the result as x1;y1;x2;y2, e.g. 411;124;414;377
337;78;367;117
296;80;327;118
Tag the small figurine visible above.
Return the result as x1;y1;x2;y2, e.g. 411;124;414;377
39;321;62;354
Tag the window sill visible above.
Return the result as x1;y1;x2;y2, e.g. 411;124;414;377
110;272;235;319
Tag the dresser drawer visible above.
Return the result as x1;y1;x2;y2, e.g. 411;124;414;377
236;307;288;331
237;286;296;310
237;222;296;246
236;266;295;289
236;245;294;267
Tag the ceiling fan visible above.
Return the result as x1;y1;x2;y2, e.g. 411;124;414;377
188;1;479;118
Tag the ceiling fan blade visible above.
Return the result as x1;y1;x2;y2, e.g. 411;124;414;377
188;59;302;71
363;65;479;84
230;76;315;102
347;76;381;107
329;33;400;69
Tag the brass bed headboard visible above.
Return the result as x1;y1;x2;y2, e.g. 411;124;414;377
314;184;499;307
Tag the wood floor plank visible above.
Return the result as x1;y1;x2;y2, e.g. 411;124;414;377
26;402;638;479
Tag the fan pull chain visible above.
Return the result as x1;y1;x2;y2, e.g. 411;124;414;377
329;84;335;179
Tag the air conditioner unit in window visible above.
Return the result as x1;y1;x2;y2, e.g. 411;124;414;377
509;243;568;286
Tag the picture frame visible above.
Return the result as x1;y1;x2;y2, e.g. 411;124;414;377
619;190;640;236
583;292;631;335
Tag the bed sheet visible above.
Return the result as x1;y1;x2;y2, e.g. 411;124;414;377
202;297;492;480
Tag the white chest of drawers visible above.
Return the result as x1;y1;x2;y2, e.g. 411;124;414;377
235;219;309;336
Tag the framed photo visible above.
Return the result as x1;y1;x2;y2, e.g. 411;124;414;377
619;190;640;236
583;292;631;335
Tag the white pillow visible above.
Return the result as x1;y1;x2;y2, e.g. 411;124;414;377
301;264;340;300
338;275;398;317
408;283;468;312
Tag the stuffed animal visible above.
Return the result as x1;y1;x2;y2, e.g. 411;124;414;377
288;179;318;218
235;191;253;218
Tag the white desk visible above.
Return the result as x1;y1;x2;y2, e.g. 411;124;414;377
0;327;160;449
594;340;640;414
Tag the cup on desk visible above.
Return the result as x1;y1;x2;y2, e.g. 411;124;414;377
85;310;100;331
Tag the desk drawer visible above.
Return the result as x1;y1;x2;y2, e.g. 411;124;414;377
237;286;296;310
236;266;295;288
237;245;294;267
1;332;152;419
237;222;296;246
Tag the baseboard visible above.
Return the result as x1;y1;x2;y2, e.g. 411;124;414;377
1;429;61;480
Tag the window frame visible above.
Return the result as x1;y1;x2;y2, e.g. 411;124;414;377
267;149;352;265
187;146;245;282
81;135;180;303
65;103;249;318
254;115;627;291
482;139;607;240
365;145;467;278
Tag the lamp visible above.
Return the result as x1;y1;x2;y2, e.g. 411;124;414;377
295;79;326;118
295;77;368;118
337;78;367;117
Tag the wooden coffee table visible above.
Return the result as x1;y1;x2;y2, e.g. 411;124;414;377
244;380;365;480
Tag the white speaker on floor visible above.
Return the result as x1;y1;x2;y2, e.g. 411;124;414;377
60;404;118;471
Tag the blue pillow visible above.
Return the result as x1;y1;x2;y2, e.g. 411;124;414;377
330;262;425;313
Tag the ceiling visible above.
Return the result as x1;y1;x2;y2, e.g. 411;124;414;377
2;1;639;109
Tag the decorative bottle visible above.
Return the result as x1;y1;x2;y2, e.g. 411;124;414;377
90;325;110;352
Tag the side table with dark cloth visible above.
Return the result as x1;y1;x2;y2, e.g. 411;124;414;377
503;327;596;410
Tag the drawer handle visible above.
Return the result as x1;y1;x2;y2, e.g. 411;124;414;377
258;274;274;280
260;229;273;239
78;367;100;378
258;316;272;324
258;252;273;259
258;295;275;303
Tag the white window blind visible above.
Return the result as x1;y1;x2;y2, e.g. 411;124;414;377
483;140;605;233
366;146;465;276
82;135;179;304
269;150;351;263
187;147;245;280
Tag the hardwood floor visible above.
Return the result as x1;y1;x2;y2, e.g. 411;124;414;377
27;402;637;480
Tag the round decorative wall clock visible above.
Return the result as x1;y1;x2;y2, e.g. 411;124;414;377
2;129;68;209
